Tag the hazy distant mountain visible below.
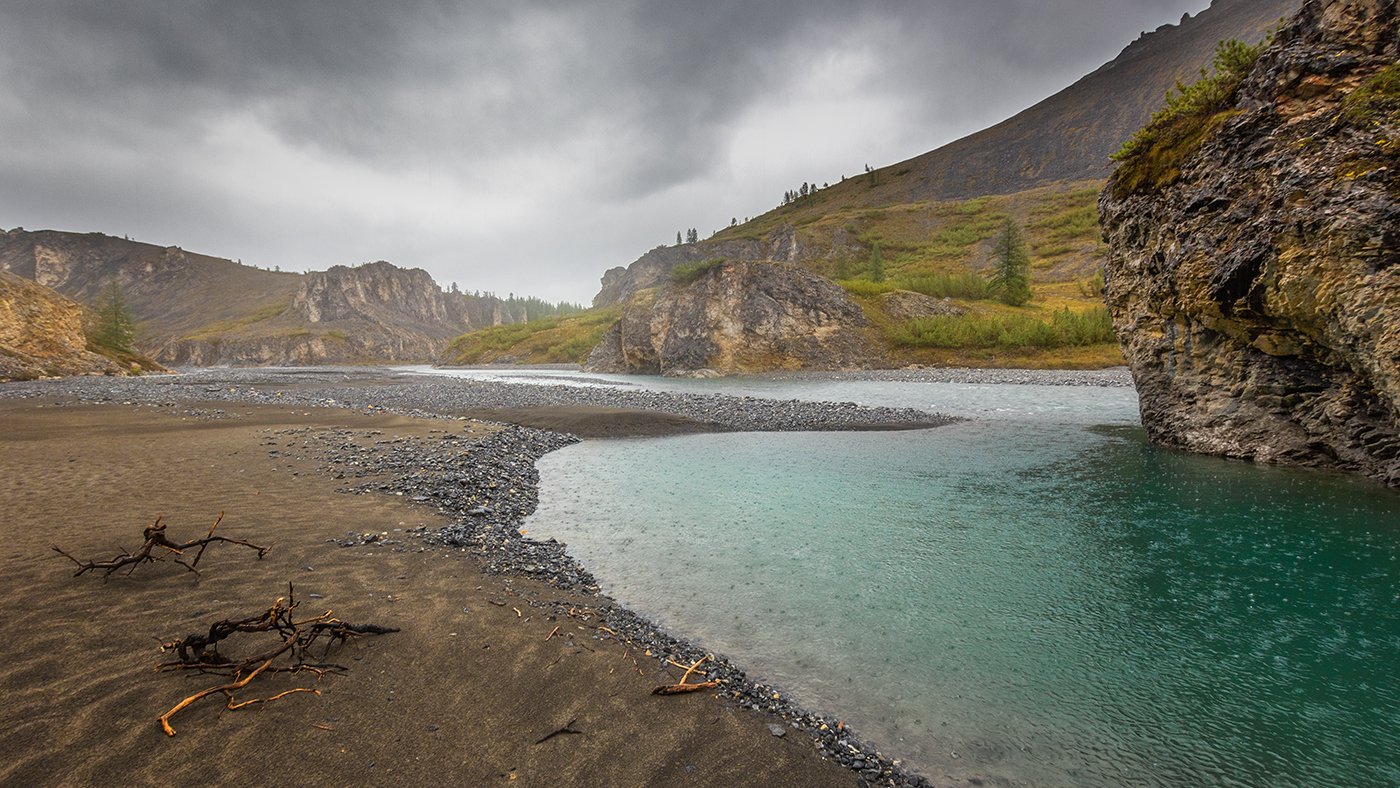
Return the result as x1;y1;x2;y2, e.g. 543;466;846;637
0;228;523;366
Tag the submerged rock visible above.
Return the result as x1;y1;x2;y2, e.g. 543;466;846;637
1100;0;1400;485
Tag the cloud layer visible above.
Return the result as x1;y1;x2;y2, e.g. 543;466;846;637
0;0;1208;301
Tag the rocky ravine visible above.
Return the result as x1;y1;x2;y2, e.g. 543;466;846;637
1100;0;1399;485
585;261;877;376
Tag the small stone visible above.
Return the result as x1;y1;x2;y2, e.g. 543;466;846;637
766;724;786;738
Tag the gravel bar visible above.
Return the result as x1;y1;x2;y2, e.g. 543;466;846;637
0;367;957;432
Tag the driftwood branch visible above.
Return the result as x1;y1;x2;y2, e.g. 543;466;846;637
156;584;398;735
52;513;268;579
653;654;719;696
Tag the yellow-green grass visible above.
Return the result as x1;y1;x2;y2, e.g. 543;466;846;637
851;282;1121;369
713;180;1108;291
442;308;620;365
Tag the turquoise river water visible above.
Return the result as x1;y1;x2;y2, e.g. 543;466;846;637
424;369;1400;787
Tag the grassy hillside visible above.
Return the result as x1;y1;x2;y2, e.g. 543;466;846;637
723;180;1120;368
441;308;619;365
456;182;1121;369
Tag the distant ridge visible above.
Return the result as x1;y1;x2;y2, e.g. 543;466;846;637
889;0;1301;202
0;228;526;366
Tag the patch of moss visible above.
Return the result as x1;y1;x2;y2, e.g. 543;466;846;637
1111;38;1265;196
669;258;726;285
1342;63;1400;127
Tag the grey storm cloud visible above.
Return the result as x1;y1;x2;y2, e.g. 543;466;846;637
0;0;1210;301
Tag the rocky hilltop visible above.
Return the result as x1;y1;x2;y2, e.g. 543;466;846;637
0;229;524;366
584;262;875;376
1100;0;1399;485
0;271;123;380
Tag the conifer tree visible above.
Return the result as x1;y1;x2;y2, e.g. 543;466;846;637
868;242;885;282
987;218;1032;306
93;281;136;352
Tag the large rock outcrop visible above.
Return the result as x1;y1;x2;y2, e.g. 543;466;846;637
584;262;876;376
593;226;799;308
0;271;121;380
1100;0;1400;485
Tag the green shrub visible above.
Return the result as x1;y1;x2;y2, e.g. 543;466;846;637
895;272;990;300
890;307;1115;349
1112;38;1266;194
838;279;899;297
1342;63;1400;126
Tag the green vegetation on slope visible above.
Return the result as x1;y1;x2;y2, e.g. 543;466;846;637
669;258;726;284
1111;38;1267;195
889;307;1114;349
441;308;620;365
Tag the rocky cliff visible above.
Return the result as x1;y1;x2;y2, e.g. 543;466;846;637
593;226;799;308
161;261;517;366
0;229;524;366
584;262;876;376
0;271;121;380
1100;0;1399;485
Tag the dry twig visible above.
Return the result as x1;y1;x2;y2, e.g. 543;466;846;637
52;513;268;579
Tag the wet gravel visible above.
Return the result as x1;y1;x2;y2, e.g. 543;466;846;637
0;367;955;432
762;366;1133;387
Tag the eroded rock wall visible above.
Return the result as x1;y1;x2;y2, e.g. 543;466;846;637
0;272;120;380
1100;0;1400;485
584;262;876;376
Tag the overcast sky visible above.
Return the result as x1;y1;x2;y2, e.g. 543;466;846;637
0;0;1212;303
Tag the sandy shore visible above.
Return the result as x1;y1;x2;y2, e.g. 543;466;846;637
0;399;855;786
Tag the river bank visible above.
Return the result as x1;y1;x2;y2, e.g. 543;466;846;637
0;369;965;786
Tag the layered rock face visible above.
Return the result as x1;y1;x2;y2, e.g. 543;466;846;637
162;261;515;366
593;226;799;308
0;272;120;380
290;261;508;330
0;230;521;366
1100;0;1400;485
584;262;875;376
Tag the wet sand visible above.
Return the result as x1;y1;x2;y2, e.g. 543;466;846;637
0;399;853;786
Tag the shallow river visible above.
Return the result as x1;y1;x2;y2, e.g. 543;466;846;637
429;368;1400;787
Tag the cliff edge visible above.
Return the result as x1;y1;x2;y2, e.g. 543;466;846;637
1100;0;1399;485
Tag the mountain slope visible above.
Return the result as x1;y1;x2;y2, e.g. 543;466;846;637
891;0;1301;202
0;228;531;365
564;0;1302;372
593;0;1301;311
